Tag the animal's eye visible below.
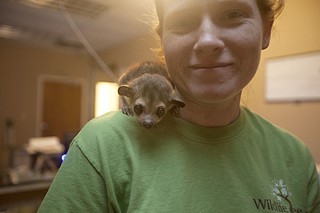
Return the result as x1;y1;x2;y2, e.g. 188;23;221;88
134;104;143;115
156;107;166;118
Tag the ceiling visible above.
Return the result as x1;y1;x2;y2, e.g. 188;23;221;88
0;0;156;52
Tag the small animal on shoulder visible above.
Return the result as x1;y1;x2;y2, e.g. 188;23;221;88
118;61;185;129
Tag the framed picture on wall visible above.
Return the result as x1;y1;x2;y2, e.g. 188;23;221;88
265;51;320;102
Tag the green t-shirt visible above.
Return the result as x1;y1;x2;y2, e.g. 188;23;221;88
38;107;320;212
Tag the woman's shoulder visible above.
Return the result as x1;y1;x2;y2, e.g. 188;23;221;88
72;111;137;150
86;110;133;127
80;111;136;136
242;107;309;153
72;110;172;153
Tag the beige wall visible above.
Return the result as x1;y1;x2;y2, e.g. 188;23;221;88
245;0;320;163
1;0;319;164
0;35;159;150
99;34;161;76
0;40;91;146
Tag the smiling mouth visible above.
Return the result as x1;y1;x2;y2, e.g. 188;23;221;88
188;63;233;69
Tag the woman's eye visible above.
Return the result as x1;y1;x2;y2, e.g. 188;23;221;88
165;15;199;34
134;104;143;115
223;10;246;21
156;107;166;118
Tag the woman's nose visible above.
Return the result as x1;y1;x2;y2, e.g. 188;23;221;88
193;16;225;54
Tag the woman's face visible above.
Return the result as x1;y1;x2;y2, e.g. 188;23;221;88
160;0;272;106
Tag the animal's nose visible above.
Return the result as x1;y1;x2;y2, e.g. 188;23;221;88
142;120;154;129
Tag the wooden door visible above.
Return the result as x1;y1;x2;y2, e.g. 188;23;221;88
41;81;82;140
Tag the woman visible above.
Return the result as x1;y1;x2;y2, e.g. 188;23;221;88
38;0;320;212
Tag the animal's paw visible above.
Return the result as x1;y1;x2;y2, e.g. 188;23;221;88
122;106;134;116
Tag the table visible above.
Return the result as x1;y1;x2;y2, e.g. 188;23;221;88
0;181;51;211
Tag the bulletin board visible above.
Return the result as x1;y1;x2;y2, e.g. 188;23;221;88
265;51;320;102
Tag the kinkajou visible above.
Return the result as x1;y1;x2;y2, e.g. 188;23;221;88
118;61;185;128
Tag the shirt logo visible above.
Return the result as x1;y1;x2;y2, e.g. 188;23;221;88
253;179;304;213
271;179;293;209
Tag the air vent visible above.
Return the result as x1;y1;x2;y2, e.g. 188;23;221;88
0;24;84;50
9;0;108;18
0;24;54;41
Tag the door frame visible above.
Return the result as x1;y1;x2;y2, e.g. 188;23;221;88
36;75;88;137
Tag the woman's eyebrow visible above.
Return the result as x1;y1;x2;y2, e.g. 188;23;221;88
210;1;254;13
163;6;197;21
163;1;254;20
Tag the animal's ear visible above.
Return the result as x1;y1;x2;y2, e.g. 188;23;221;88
118;85;134;98
169;92;185;108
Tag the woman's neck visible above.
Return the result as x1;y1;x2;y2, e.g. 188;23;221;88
177;95;241;127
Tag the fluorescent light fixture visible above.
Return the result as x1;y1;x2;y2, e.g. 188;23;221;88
95;82;119;117
12;0;108;18
0;25;22;39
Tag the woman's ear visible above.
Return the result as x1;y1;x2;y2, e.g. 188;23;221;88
262;20;274;50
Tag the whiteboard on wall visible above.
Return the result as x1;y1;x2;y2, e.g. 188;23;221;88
265;51;320;102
